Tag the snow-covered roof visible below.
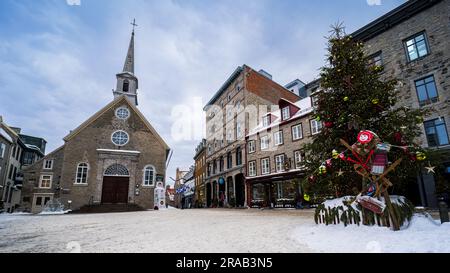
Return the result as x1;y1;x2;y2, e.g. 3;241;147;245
0;127;13;143
247;96;314;137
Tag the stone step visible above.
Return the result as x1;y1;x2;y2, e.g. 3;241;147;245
70;203;146;214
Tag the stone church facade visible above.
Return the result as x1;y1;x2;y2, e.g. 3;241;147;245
21;30;170;213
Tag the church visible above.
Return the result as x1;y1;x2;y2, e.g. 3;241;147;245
21;27;171;213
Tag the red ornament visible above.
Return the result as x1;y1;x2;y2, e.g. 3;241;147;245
357;131;374;144
324;121;334;128
326;159;332;168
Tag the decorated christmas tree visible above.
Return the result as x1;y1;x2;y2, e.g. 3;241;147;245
303;24;431;216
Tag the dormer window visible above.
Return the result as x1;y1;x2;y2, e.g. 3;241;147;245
123;80;130;92
282;107;290;120
262;116;270;127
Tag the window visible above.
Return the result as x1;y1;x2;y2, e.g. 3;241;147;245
0;143;5;158
213;160;217;174
43;159;53;170
260;135;269;150
236;122;243;139
310;119;322;135
35;197;42;206
415;76;438;106
404;32;429;61
424;118;449;147
236;147;242;166
248;161;256;177
219;156;224;172
292;124;303;140
294;150;305;168
123;80;130;92
274;131;283;145
261;158;270;175
282;107;290;120
311;96;319;108
236;101;241;112
75;163;89;184
262;116;270;127
275;155;285;172
111;130;129;146
227;107;233;121
39;175;52;188
248;140;256;153
143;165;156;186
367;51;382;67
104;163;129;176
116;107;130;119
227;130;233;142
227;152;232;169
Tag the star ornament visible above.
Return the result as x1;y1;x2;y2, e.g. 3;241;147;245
425;162;436;174
337;169;344;176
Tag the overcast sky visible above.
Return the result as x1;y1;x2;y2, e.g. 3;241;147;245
0;0;405;185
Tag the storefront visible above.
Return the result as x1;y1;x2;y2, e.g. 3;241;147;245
247;171;304;208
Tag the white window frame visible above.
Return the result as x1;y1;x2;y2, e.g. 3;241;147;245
282;107;290;120
294;150;304;168
39;174;53;189
0;143;5;158
261;158;270;175
111;130;129;146
236;122;243;139
248;161;256;177
274;131;283;146
310;120;322;135
275;154;285;173
43;159;53;170
292;124;303;140
75;163;89;184
115;107;130;120
262;116;270;127
260;135;269;150
143;165;156;187
248;140;256;153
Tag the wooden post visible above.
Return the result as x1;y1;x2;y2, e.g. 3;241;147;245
382;191;400;231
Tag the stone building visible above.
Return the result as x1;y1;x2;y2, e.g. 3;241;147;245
193;139;206;207
245;97;315;208
350;0;449;207
203;65;300;208
21;30;170;213
173;167;188;208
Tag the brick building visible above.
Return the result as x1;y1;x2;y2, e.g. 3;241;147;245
245;97;315;208
21;30;170;213
203;65;300;208
193;139;206;207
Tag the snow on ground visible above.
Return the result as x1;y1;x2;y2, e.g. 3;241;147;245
0;209;312;253
0;209;448;253
293;214;450;253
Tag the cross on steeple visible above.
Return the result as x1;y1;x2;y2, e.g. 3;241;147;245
131;19;138;34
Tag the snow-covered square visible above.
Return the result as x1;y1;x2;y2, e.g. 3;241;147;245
0;209;449;253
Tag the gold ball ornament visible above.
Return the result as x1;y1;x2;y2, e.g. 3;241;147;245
318;165;327;175
416;152;426;161
332;149;339;159
372;98;379;105
343;96;349;102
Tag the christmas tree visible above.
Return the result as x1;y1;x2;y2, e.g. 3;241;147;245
303;24;430;201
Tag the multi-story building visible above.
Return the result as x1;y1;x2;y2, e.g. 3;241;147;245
19;133;46;167
193;139;206;207
245;97;315;208
284;79;307;98
181;166;195;209
174;167;188;208
203;65;300;208
0;117;14;212
349;0;449;208
0;121;25;213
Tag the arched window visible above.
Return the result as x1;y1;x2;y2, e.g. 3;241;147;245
143;165;156;186
104;164;129;176
75;163;89;184
123;80;130;92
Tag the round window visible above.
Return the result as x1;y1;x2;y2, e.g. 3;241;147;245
111;130;129;146
116;107;130;120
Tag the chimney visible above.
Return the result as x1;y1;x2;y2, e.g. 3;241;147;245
258;69;272;80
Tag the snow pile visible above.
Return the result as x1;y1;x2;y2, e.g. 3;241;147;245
39;199;71;215
39;210;72;215
323;196;356;209
293;214;450;253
